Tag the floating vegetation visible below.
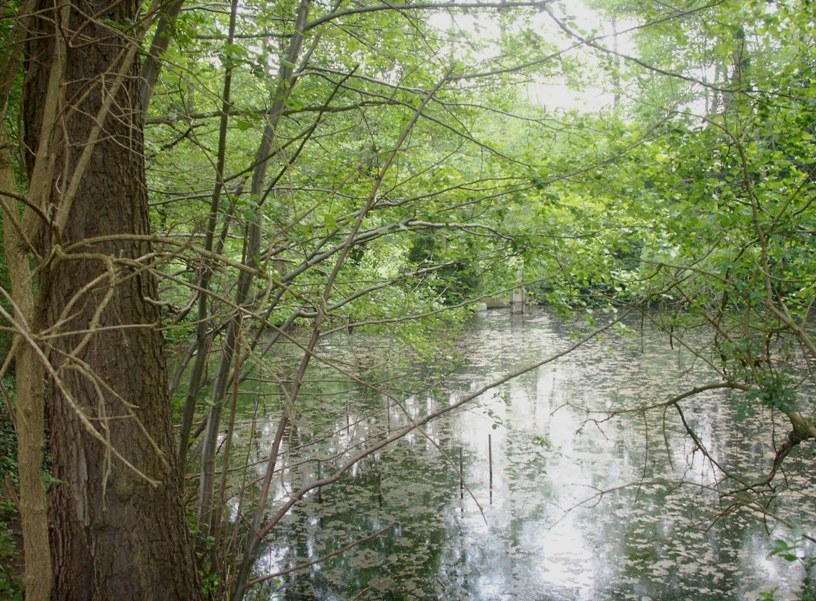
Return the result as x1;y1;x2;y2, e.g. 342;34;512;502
243;309;815;600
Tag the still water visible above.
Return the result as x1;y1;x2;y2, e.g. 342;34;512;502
246;308;815;600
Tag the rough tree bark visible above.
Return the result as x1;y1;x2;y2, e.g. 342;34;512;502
22;0;202;599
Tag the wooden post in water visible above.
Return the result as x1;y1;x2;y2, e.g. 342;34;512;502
511;286;526;314
488;434;493;505
459;447;464;501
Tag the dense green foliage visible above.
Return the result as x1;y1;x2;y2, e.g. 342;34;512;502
1;0;815;597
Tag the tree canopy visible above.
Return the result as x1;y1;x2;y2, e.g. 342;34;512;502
0;0;814;598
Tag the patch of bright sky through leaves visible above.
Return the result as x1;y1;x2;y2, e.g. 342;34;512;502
426;0;635;112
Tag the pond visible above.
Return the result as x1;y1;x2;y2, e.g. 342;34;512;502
242;308;816;600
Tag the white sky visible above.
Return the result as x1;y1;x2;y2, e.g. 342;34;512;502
427;1;635;112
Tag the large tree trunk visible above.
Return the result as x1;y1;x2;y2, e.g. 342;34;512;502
22;1;202;599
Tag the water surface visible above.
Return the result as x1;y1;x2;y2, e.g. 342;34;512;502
246;308;815;600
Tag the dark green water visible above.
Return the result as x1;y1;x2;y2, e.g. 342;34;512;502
242;308;815;600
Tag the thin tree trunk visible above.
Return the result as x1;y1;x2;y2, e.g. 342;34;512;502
177;0;241;471
231;411;288;601
211;327;243;583
231;68;447;600
0;3;52;598
0;128;52;601
611;16;621;110
196;0;313;536
140;0;186;112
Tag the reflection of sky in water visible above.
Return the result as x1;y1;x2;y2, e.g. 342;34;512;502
251;308;815;600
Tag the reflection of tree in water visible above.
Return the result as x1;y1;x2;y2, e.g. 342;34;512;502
242;310;816;600
252;431;464;599
605;483;739;600
582;385;813;600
